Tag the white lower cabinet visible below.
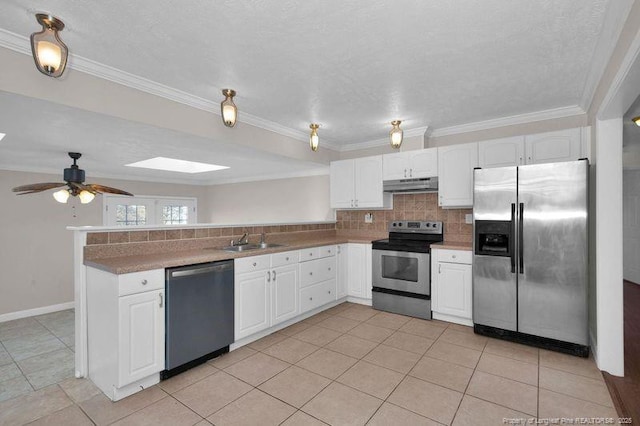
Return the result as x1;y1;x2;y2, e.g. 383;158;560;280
271;264;298;325
235;269;271;340
86;267;165;401
346;243;372;299
431;249;472;325
299;246;337;314
336;244;348;298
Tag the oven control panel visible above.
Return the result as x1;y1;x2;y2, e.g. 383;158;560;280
388;220;443;234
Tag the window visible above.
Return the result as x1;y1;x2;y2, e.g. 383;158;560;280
104;195;197;226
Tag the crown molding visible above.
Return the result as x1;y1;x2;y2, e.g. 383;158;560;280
206;167;329;185
429;105;586;138
338;126;429;152
0;28;343;152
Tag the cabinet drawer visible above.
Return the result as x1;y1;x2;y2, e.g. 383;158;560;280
271;250;298;268
299;247;321;262
118;269;164;296
318;245;336;258
300;279;336;313
436;249;472;265
235;255;271;274
300;257;336;288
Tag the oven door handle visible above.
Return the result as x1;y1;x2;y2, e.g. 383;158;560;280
510;203;516;274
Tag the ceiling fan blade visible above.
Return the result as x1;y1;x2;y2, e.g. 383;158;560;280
12;182;67;193
85;184;134;196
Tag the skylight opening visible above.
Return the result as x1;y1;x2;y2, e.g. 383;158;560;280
125;157;229;174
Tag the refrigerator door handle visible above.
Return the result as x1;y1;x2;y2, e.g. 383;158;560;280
510;203;516;273
519;202;524;274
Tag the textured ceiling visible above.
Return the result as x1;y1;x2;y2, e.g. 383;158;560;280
0;0;623;145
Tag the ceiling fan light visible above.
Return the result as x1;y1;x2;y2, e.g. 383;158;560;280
30;14;68;78
53;189;70;203
390;120;403;149
78;190;95;204
221;89;238;127
309;124;320;152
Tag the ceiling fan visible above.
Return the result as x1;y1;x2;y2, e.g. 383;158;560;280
12;152;133;204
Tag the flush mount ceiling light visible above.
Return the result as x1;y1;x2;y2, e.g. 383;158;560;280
633;116;640;126
0;133;6;142
30;13;68;78
390;120;403;149
309;124;320;152
221;89;238;127
126;157;229;173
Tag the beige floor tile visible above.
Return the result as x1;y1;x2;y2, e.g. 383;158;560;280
194;421;213;426
323;303;353;316
279;321;313;336
539;350;602;380
335;305;377;322
57;377;102;403
0;346;12;367
173;371;252;417
224;353;289;386
476;352;538;386
296;348;357;380
316;316;360;333
388;376;463;425
25;359;74;390
159;363;218;394
302;312;333;325
259;366;331;408
323;334;378;359
262;338;319;364
426;340;482;369
483;338;539;365
208;389;296;426
294;325;342;346
399;318;447;339
111;396;202;426
80;386;167;425
302;382;382;425
539;366;613;407
0;385;72;426
28;404;94;426
348;323;394;343
0;363;22;382
363;344;421;374
0;320;50;342
280;410;327;425
539;389;618;419
337;360;404;399
247;332;288;351
466;371;537;416
409;356;474;392
438;328;488;351
452;395;533;426
446;323;475;334
2;333;66;362
383;331;434;355
365;312;411;330
368;402;440;426
0;375;33;403
207;346;257;369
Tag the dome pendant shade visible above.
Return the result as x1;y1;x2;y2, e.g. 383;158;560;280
30;14;68;78
53;189;70;203
390;120;403;149
309;124;320;152
221;89;238;127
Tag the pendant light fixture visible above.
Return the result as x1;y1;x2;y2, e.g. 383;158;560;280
30;14;68;78
633;116;640;126
221;89;238;127
390;120;403;149
309;124;320;152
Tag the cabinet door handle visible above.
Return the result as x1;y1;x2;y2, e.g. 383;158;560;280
355;199;358;206
404;169;407;178
267;271;271;282
310;297;313;301
439;264;441;274
159;293;163;308
351;200;354;207
410;168;413;177
253;262;257;267
452;255;456;259
286;257;289;261
141;279;147;285
328;267;331;271
273;270;277;281
309;272;313;276
337;246;341;254
328;290;331;294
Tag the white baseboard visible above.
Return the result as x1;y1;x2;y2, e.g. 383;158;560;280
346;296;372;306
432;312;474;327
0;301;74;323
590;327;599;367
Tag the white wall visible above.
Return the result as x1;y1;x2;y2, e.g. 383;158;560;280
623;169;640;284
204;175;333;223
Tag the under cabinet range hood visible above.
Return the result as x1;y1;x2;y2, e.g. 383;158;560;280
383;177;438;193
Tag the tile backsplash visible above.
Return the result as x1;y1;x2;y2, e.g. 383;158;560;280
336;193;472;243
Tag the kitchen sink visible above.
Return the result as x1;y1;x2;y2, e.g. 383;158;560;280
221;243;287;252
258;243;287;249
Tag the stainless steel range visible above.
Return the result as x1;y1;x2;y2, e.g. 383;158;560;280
372;221;443;320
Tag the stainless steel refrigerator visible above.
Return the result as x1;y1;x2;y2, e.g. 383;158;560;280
472;160;589;355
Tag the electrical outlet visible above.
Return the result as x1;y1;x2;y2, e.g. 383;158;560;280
364;213;373;224
465;214;473;224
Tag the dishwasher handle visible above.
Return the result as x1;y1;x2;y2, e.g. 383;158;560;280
168;262;233;279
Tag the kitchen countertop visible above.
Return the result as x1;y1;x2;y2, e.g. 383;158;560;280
84;235;378;274
431;241;473;251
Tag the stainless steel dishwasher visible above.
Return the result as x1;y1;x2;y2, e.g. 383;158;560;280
162;260;234;379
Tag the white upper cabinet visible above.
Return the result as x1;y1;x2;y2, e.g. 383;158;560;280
478;136;525;168
383;148;438;180
438;142;478;208
330;156;391;209
524;128;582;165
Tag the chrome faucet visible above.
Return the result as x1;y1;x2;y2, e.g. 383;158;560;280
232;233;249;246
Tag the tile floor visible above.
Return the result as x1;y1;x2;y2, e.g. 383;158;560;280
0;303;619;425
